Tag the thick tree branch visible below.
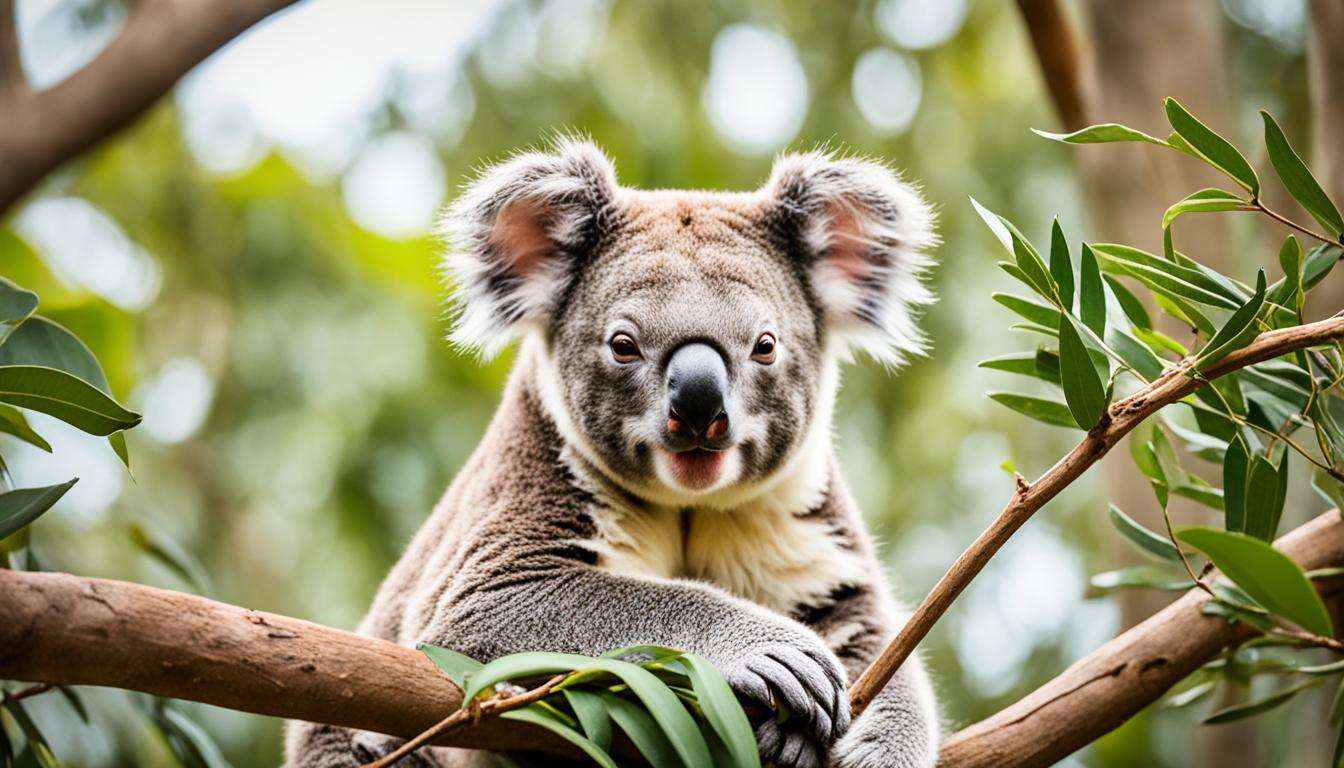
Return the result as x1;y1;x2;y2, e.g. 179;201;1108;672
0;0;298;216
937;511;1344;767
1014;0;1089;130
849;315;1344;715
0;569;581;758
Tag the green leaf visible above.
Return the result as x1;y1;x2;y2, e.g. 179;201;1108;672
987;392;1077;428
1109;503;1180;561
419;645;485;689
0;317;112;394
1058;315;1107;428
464;652;710;768
108;431;131;472
600;692;683;768
0;404;50;451
1032;124;1169;146
1164;681;1218;709
1304;244;1343;292
0;480;77;539
992;293;1060;328
501;705;618;768
1164;97;1260;196
1105;327;1165;381
0;366;141;436
1091;244;1241;310
1195;270;1267;370
978;353;1059;384
0;278;39;346
1177;527;1334;637
1049;220;1074;310
1204;678;1324;725
1272;235;1305;314
680;654;760;768
1078;244;1105;336
1012;231;1060;305
1090;565;1191;592
1262;111;1344;237
1103;275;1152;330
1223;436;1249;534
1161;188;1249;231
563;689;614;751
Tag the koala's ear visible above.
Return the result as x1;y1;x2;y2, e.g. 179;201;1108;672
763;150;937;366
442;139;618;358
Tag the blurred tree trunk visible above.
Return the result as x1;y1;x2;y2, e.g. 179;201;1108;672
1307;0;1344;319
1021;1;1260;764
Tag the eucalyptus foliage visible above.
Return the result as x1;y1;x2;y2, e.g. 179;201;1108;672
994;99;1344;759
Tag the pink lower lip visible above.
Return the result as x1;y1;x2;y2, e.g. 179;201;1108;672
667;449;726;489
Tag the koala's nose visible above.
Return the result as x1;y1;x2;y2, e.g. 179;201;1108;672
666;343;729;439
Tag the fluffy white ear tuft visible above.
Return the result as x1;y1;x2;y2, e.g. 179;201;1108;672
763;150;937;366
441;138;618;358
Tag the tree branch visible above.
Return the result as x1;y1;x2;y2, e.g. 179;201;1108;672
937;511;1344;768
1014;0;1089;130
0;569;582;758
0;0;298;216
848;315;1344;716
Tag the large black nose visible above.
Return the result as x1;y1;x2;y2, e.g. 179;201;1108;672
666;343;729;438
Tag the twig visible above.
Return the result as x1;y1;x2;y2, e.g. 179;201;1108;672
1;683;52;703
1253;200;1343;247
848;315;1344;717
359;674;571;768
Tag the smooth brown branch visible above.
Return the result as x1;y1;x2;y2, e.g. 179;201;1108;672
0;0;297;214
360;674;572;768
848;315;1344;717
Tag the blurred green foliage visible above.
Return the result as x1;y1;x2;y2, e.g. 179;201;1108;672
1;0;1337;766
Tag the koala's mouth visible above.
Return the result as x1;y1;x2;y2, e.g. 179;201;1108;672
664;447;728;490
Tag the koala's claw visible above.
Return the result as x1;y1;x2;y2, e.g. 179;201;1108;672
723;642;849;746
756;720;823;768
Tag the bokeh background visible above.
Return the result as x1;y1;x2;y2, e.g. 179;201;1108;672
2;0;1337;765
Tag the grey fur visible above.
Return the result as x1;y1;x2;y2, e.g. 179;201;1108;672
286;140;938;768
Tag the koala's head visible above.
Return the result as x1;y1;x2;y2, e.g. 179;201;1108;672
444;139;934;508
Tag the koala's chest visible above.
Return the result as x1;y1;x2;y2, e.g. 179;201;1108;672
588;504;866;615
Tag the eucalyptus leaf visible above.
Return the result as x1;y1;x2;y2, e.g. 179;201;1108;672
1178;527;1333;637
0;404;51;452
0;479;77;539
563;688;614;751
1032;124;1169;145
1204;678;1324;725
419;645;485;688
992;293;1061;328
681;654;760;768
600;692;683;768
1161;188;1248;231
501;705;618;768
1058;315;1107;429
1103;275;1153;330
0;366;141;436
1224;435;1249;534
987;392;1077;429
1262;110;1344;237
1049;220;1074;310
1109;503;1180;561
1079;244;1105;336
1164;97;1260;196
1195;270;1267;370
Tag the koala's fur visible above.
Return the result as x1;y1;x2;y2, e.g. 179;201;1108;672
286;139;940;768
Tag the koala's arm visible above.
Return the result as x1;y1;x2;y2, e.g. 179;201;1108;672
432;558;851;744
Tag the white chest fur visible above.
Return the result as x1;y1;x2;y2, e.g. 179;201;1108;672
589;501;868;615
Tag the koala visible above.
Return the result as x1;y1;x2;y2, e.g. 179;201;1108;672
286;139;940;768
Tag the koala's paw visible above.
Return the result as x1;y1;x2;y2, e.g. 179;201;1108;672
756;717;824;768
719;642;850;748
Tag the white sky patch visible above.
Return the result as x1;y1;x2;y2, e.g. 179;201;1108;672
852;48;922;135
342;132;446;240
702;24;809;156
134;357;216;446
15;0;125;89
175;0;499;179
875;0;968;50
15;197;161;311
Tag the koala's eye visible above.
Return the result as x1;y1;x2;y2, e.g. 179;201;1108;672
609;333;642;363
752;333;777;364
